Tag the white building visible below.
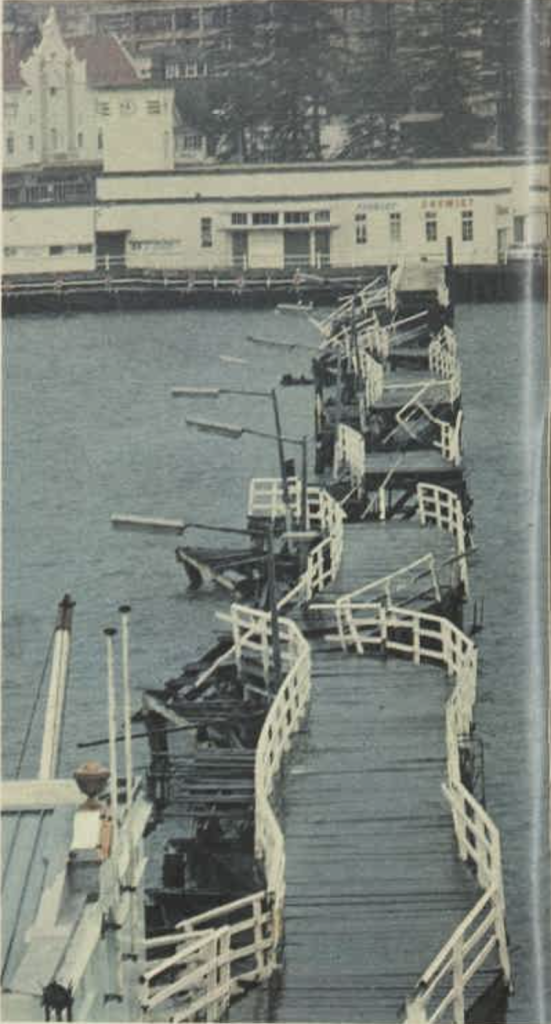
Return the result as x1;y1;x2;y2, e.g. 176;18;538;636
3;156;548;276
3;6;176;174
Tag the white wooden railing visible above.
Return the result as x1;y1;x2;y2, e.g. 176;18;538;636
329;553;441;629
278;488;346;610
386;378;462;464
333;423;366;490
141;606;312;1022
310;278;391;339
247;476;302;522
325;604;510;1022
417;482;469;593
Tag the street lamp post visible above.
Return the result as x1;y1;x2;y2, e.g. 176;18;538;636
184;416;309;532
172;386;291;510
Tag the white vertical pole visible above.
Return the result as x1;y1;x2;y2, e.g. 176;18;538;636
119;604;138;957
119;605;134;807
39;595;75;780
104;627;119;852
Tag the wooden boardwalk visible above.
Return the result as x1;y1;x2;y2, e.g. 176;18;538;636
321;520;454;597
233;519;478;1022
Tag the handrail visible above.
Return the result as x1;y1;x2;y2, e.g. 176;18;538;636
327;601;510;1021
417;482;469;593
334;553;441;611
333;423;366;489
141;607;312;1020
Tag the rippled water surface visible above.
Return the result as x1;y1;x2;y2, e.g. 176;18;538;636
3;300;549;1021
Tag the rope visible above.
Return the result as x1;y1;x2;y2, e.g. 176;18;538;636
14;627;55;778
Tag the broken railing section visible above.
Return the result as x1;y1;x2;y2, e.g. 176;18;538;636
141;607;311;1022
325;605;510;1023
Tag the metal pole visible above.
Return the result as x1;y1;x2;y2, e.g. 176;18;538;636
104;627;119;852
119;604;138;957
118;606;134;806
266;527;282;692
301;436;308;531
271;388;291;510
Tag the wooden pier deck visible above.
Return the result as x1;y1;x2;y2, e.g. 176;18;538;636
320;520;454;597
233;518;478;1023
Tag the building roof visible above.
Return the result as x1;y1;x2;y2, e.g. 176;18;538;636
71;34;140;87
3;27;140;90
3;37;31;88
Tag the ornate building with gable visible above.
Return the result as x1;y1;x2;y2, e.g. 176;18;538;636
3;7;180;172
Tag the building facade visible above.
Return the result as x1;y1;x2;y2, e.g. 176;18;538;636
3;7;179;174
3;158;548;276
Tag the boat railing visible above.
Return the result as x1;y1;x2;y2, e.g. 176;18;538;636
324;602;510;1021
141;606;312;1021
417;482;469;592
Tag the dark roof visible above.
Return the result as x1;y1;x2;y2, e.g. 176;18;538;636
3;31;139;89
71;35;140;87
3;37;31;88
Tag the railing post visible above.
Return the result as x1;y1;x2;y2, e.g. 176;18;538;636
378;486;386;521
452;937;465;1024
413;615;421;665
493;891;512;985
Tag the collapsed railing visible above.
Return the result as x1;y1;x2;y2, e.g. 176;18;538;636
310;277;391;337
141;607;311;1022
324;603;510;1023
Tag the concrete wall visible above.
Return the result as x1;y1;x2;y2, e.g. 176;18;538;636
3;206;96;273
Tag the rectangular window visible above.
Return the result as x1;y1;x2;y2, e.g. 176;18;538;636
513;215;525;244
97;101;110;116
98;130;103;151
77;131;84;148
461;210;474;242
77;244;93;254
147;100;161;115
184;62;198;78
165;62;180;79
315;209;330;223
49;245;64;256
355;213;367;244
231;212;248;225
28;135;34;151
175;8;200;29
201;217;213;248
183;133;202;150
389;212;401;242
425;212;438;242
284;211;310;225
6;136;15;155
252;212;279;226
4;246;18;257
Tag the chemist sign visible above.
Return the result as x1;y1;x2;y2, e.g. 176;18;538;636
421;197;474;209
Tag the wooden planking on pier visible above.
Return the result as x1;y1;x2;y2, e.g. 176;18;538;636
232;516;476;1022
320;521;454;598
234;651;479;1022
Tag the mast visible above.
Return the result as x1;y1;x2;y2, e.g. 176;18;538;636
38;594;75;779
